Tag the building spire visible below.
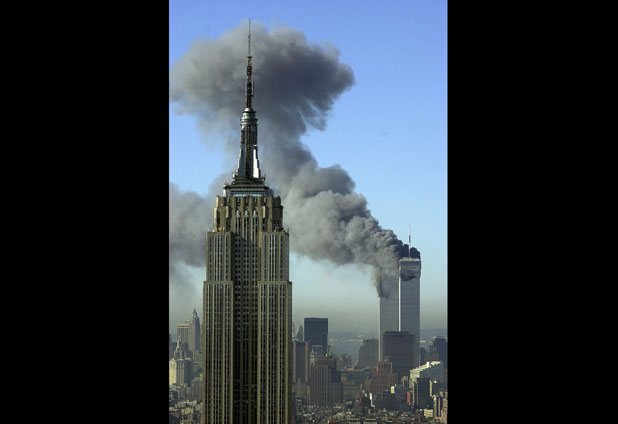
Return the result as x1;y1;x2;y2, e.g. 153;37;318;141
229;19;265;187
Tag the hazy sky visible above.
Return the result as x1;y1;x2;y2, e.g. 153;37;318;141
169;0;447;333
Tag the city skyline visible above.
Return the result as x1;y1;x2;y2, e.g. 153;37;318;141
169;1;447;333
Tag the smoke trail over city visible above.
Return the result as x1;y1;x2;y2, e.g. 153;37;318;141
169;22;418;309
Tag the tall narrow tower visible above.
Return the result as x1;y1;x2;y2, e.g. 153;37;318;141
378;270;399;360
189;308;201;352
399;228;421;367
202;24;293;424
399;256;421;367
378;233;421;362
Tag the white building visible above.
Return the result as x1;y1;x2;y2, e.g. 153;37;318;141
409;361;444;384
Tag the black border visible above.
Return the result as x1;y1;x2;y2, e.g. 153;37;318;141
26;1;567;420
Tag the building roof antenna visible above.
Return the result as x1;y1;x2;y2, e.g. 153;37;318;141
245;19;254;109
408;225;411;258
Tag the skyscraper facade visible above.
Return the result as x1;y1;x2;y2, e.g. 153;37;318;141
293;341;310;384
378;251;421;364
378;271;399;361
304;317;328;355
169;333;174;360
410;377;432;409
170;341;194;386
369;360;398;395
357;338;379;369
409;361;445;385
176;310;201;354
189;309;201;353
399;257;421;367
383;330;415;378
420;347;428;366
174;335;191;360
433;390;448;423
309;357;342;406
176;321;191;348
202;32;292;423
429;337;447;370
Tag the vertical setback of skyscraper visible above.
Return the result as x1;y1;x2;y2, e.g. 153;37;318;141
202;26;292;423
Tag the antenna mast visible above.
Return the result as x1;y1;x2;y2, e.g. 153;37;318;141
408;225;411;258
245;19;254;109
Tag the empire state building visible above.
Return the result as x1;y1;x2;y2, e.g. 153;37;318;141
202;29;293;423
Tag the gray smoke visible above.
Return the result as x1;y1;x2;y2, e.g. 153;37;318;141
169;21;416;302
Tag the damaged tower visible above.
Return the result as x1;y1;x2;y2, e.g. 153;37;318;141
202;25;293;423
378;232;421;367
399;256;421;368
378;270;399;360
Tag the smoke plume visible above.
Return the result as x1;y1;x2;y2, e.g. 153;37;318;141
169;22;418;307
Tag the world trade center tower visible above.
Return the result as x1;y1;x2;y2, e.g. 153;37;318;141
202;29;293;423
379;251;421;367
